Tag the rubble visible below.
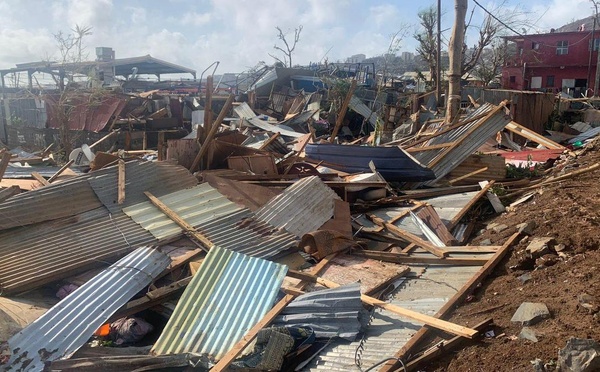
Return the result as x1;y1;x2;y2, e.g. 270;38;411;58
558;338;600;372
511;302;551;326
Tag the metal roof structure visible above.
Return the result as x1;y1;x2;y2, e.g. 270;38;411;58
124;183;298;259
151;246;287;360
349;96;378;129
0;207;157;294
234;102;304;138
410;103;511;186
4;246;170;372
254;176;340;237
274;283;364;341
304;264;487;371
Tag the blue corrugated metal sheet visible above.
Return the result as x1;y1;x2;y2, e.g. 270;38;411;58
4;246;170;372
274;283;364;340
151;246;287;360
254;176;340;237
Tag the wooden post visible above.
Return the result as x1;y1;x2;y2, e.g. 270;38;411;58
47;159;74;183
201;75;214;143
368;214;448;258
117;159;126;204
0;150;11;181
144;191;214;250
157;132;166;161
329;79;357;143
190;94;234;172
286;270;479;339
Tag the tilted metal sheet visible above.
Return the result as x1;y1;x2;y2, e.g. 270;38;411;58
254;176;339;237
349;96;378;129
234;102;303;138
273;283;364;340
88;161;198;214
123;184;297;259
151;246;287;360
304;264;483;371
0;207;157;294
410;103;511;185
5;246;170;371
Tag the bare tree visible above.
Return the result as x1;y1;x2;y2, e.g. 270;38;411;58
414;6;439;87
269;25;303;67
471;41;508;86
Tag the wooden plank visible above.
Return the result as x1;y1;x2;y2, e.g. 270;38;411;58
31;172;49;186
379;232;521;372
144;191;213;250
190;93;234;171
47;159;75;183
350;250;490;266
117;159;126;205
258;132;281;150
372;201;425;233
448;166;488;185
505;121;564;150
242;180;388;188
403;319;493;371
211;254;335;372
284;133;311;175
406;142;454;153
0;151;11;182
447;180;495;230
0;185;20;202
286;270;479;339
368;214;448;258
329;79;357;143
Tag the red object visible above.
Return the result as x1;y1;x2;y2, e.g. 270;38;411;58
94;323;111;337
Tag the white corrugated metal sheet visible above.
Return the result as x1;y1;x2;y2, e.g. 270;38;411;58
123;184;298;259
234;102;303;138
254;176;340;237
151;246;287;360
349;96;378;129
4;246;170;372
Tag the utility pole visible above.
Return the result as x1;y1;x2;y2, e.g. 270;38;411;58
446;0;468;123
593;1;600;96
436;0;442;107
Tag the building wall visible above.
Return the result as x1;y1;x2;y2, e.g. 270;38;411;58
502;31;598;95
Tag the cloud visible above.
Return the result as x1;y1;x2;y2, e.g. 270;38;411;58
181;11;211;26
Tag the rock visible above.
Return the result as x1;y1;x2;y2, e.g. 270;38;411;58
519;327;539;342
480;239;492;246
518;273;532;284
558;338;600;372
516;221;537;235
579;293;599;314
531;358;546;372
486;223;499;230
555;243;567;252
511;302;550;326
492;224;509;233
526;237;555;258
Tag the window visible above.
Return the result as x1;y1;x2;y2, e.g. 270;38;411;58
509;76;516;83
532;42;540;50
591;38;600;51
556;40;569;55
546;75;555;87
531;76;542;89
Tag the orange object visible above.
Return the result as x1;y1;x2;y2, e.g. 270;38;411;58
94;323;110;337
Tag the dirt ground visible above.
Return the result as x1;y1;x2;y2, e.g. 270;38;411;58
423;140;600;371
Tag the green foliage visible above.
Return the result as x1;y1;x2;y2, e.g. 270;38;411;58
506;162;544;179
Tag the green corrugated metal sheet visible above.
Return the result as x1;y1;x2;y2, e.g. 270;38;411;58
151;246;287;360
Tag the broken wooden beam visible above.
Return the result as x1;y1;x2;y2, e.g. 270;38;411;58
368;214;448;258
47;159;75;183
286;269;479;339
117;159;126;205
144;191;213;250
330;79;357;143
31;172;49;186
0;185;20;203
350;250;492;266
447;180;495;230
448;166;489;185
379;232;521;371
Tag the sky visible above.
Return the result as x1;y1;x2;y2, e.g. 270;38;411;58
0;0;596;78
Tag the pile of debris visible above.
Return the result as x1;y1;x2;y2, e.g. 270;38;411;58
2;74;600;372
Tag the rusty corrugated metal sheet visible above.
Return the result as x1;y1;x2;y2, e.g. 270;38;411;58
4;246;170;372
254;176;340;237
151;246;287;360
0;208;157;294
46;94;127;132
123;184;297;259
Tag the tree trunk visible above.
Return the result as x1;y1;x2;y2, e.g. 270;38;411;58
446;0;468;123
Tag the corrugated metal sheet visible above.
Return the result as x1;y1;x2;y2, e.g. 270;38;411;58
151;246;287;360
349;96;378;129
0;207;157;294
304;264;483;371
274;283;364;340
254;176;340;237
123;184;297;259
234;102;303;138
355;191;478;241
46;94;127;132
2;165;82;179
4;246;170;371
410;103;511;186
88;161;198;213
569;126;600;144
